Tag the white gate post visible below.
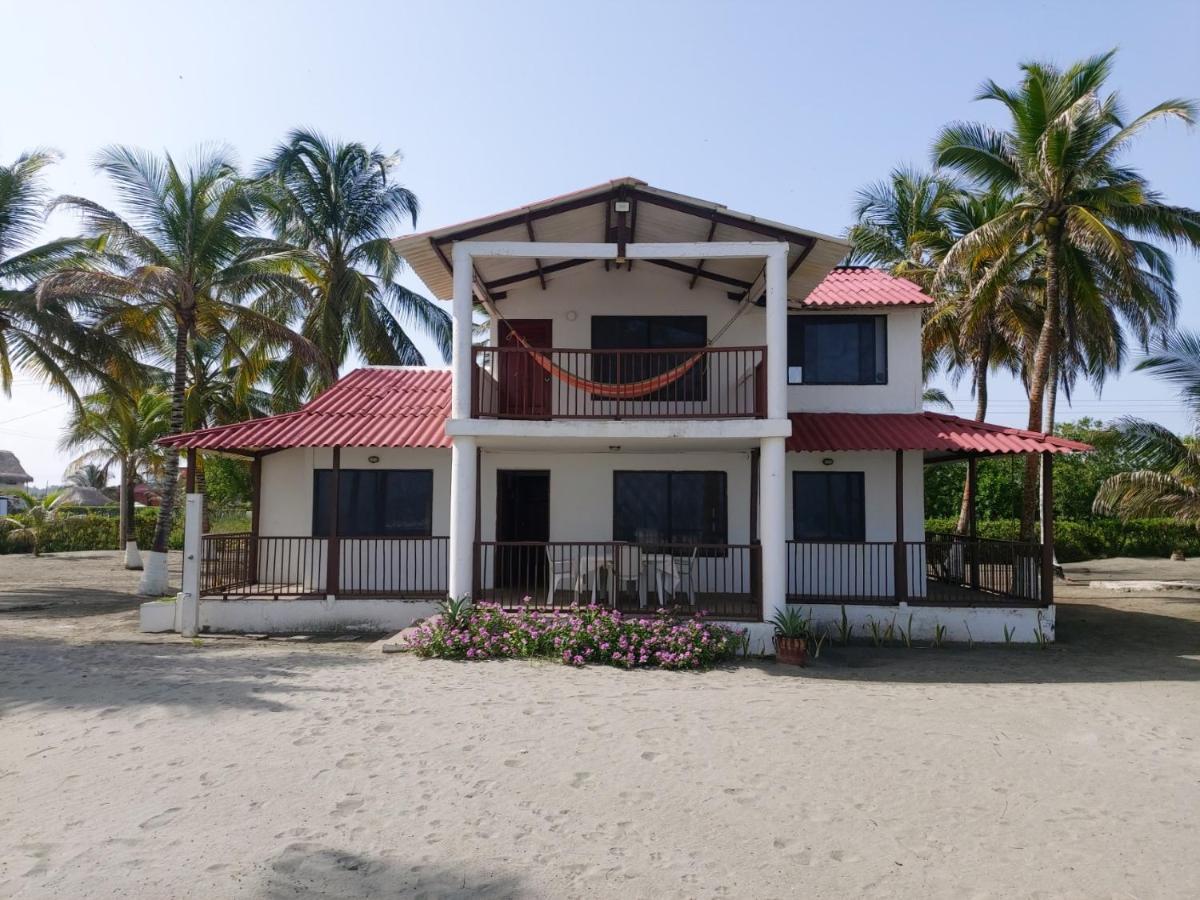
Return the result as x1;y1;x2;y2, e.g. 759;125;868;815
448;436;478;600
178;493;203;637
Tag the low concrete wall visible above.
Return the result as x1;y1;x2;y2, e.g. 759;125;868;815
718;603;1055;653
139;597;441;634
200;598;441;634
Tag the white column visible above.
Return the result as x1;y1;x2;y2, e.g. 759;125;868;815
764;244;789;421
451;243;476;420
759;435;787;622
448;436;478;600
178;492;203;637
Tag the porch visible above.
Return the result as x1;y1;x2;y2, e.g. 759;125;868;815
194;531;1044;619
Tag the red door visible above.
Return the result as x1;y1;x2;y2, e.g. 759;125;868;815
499;319;553;418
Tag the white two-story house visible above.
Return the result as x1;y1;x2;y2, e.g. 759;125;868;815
156;178;1088;644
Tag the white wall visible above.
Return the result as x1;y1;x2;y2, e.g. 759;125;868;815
486;264;924;416
785;307;924;413
259;447;452;538
785;451;926;599
477;448;754;544
249;447;452;596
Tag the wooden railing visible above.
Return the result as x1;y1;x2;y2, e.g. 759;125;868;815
786;536;1043;607
199;534;448;599
471;345;766;420
474;541;761;620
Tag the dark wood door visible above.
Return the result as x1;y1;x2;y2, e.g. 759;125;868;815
495;470;551;590
499;319;552;417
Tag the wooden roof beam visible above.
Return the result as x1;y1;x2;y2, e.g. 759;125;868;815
688;218;719;289
525;213;547;290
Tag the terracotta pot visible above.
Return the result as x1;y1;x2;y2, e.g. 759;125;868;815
773;634;808;666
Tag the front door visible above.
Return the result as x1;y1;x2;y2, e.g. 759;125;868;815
499;319;553;418
495;470;551;592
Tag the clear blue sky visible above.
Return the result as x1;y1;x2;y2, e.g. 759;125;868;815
1;0;1197;485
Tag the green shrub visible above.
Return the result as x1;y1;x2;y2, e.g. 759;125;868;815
0;508;183;554
925;516;1200;562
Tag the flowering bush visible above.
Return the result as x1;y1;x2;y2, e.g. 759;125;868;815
404;601;742;670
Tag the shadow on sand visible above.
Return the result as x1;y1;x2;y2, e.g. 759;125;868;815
753;599;1200;684
0;635;372;715
261;844;525;899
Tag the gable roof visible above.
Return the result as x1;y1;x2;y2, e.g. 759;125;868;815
393;177;852;305
787;412;1092;461
0;450;33;484
798;266;933;308
159;368;451;452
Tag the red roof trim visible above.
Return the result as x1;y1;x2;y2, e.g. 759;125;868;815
787;412;1091;456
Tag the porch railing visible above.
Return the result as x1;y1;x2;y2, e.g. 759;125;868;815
785;536;1043;607
199;533;448;599
471;345;766;420
474;541;762;620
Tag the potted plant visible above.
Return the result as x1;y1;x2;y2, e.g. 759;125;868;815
769;607;810;666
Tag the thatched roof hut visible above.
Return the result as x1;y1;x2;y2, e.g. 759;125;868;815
0;450;34;486
50;485;112;508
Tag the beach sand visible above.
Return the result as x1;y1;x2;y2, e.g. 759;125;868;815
1;552;1199;898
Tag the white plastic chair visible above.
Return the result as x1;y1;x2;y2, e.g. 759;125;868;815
546;546;581;606
673;546;699;606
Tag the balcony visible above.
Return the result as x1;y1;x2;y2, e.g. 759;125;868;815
470;345;766;420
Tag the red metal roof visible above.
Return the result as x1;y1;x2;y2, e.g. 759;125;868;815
787;412;1091;457
799;267;933;308
160;368;451;451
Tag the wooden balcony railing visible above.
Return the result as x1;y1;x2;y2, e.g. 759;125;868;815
474;541;762;620
785;536;1044;607
199;534;448;599
471;345;766;420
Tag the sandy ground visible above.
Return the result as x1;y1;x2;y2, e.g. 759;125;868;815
1;552;1199;898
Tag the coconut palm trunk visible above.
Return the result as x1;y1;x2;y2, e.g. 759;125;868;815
1021;234;1061;539
955;337;991;534
142;317;189;592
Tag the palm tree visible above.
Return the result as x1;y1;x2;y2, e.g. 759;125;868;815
845;166;960;286
933;50;1199;537
61;390;170;568
847;173;1032;533
39;145;326;593
255;130;451;404
1094;331;1200;525
0;150;140;402
68;462;109;490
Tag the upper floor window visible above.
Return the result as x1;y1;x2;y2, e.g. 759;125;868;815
787;315;887;385
592;315;708;401
313;469;434;537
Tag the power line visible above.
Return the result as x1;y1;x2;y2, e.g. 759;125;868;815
0;402;69;426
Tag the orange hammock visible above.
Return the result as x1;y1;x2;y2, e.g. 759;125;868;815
507;331;705;399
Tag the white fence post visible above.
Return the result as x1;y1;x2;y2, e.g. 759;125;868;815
179;493;203;637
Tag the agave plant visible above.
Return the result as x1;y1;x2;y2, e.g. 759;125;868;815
768;606;811;639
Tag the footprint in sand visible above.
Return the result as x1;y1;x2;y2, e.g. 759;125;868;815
333;796;364;817
640;751;659;762
139;807;182;830
570;772;592;788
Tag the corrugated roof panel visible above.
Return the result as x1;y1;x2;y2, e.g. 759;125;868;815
799;266;932;308
161;368;452;451
787;412;1091;455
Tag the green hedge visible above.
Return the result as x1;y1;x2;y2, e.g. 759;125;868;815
925;517;1200;562
0;508;183;555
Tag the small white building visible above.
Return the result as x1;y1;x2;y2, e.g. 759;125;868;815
156;179;1088;644
0;450;34;517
